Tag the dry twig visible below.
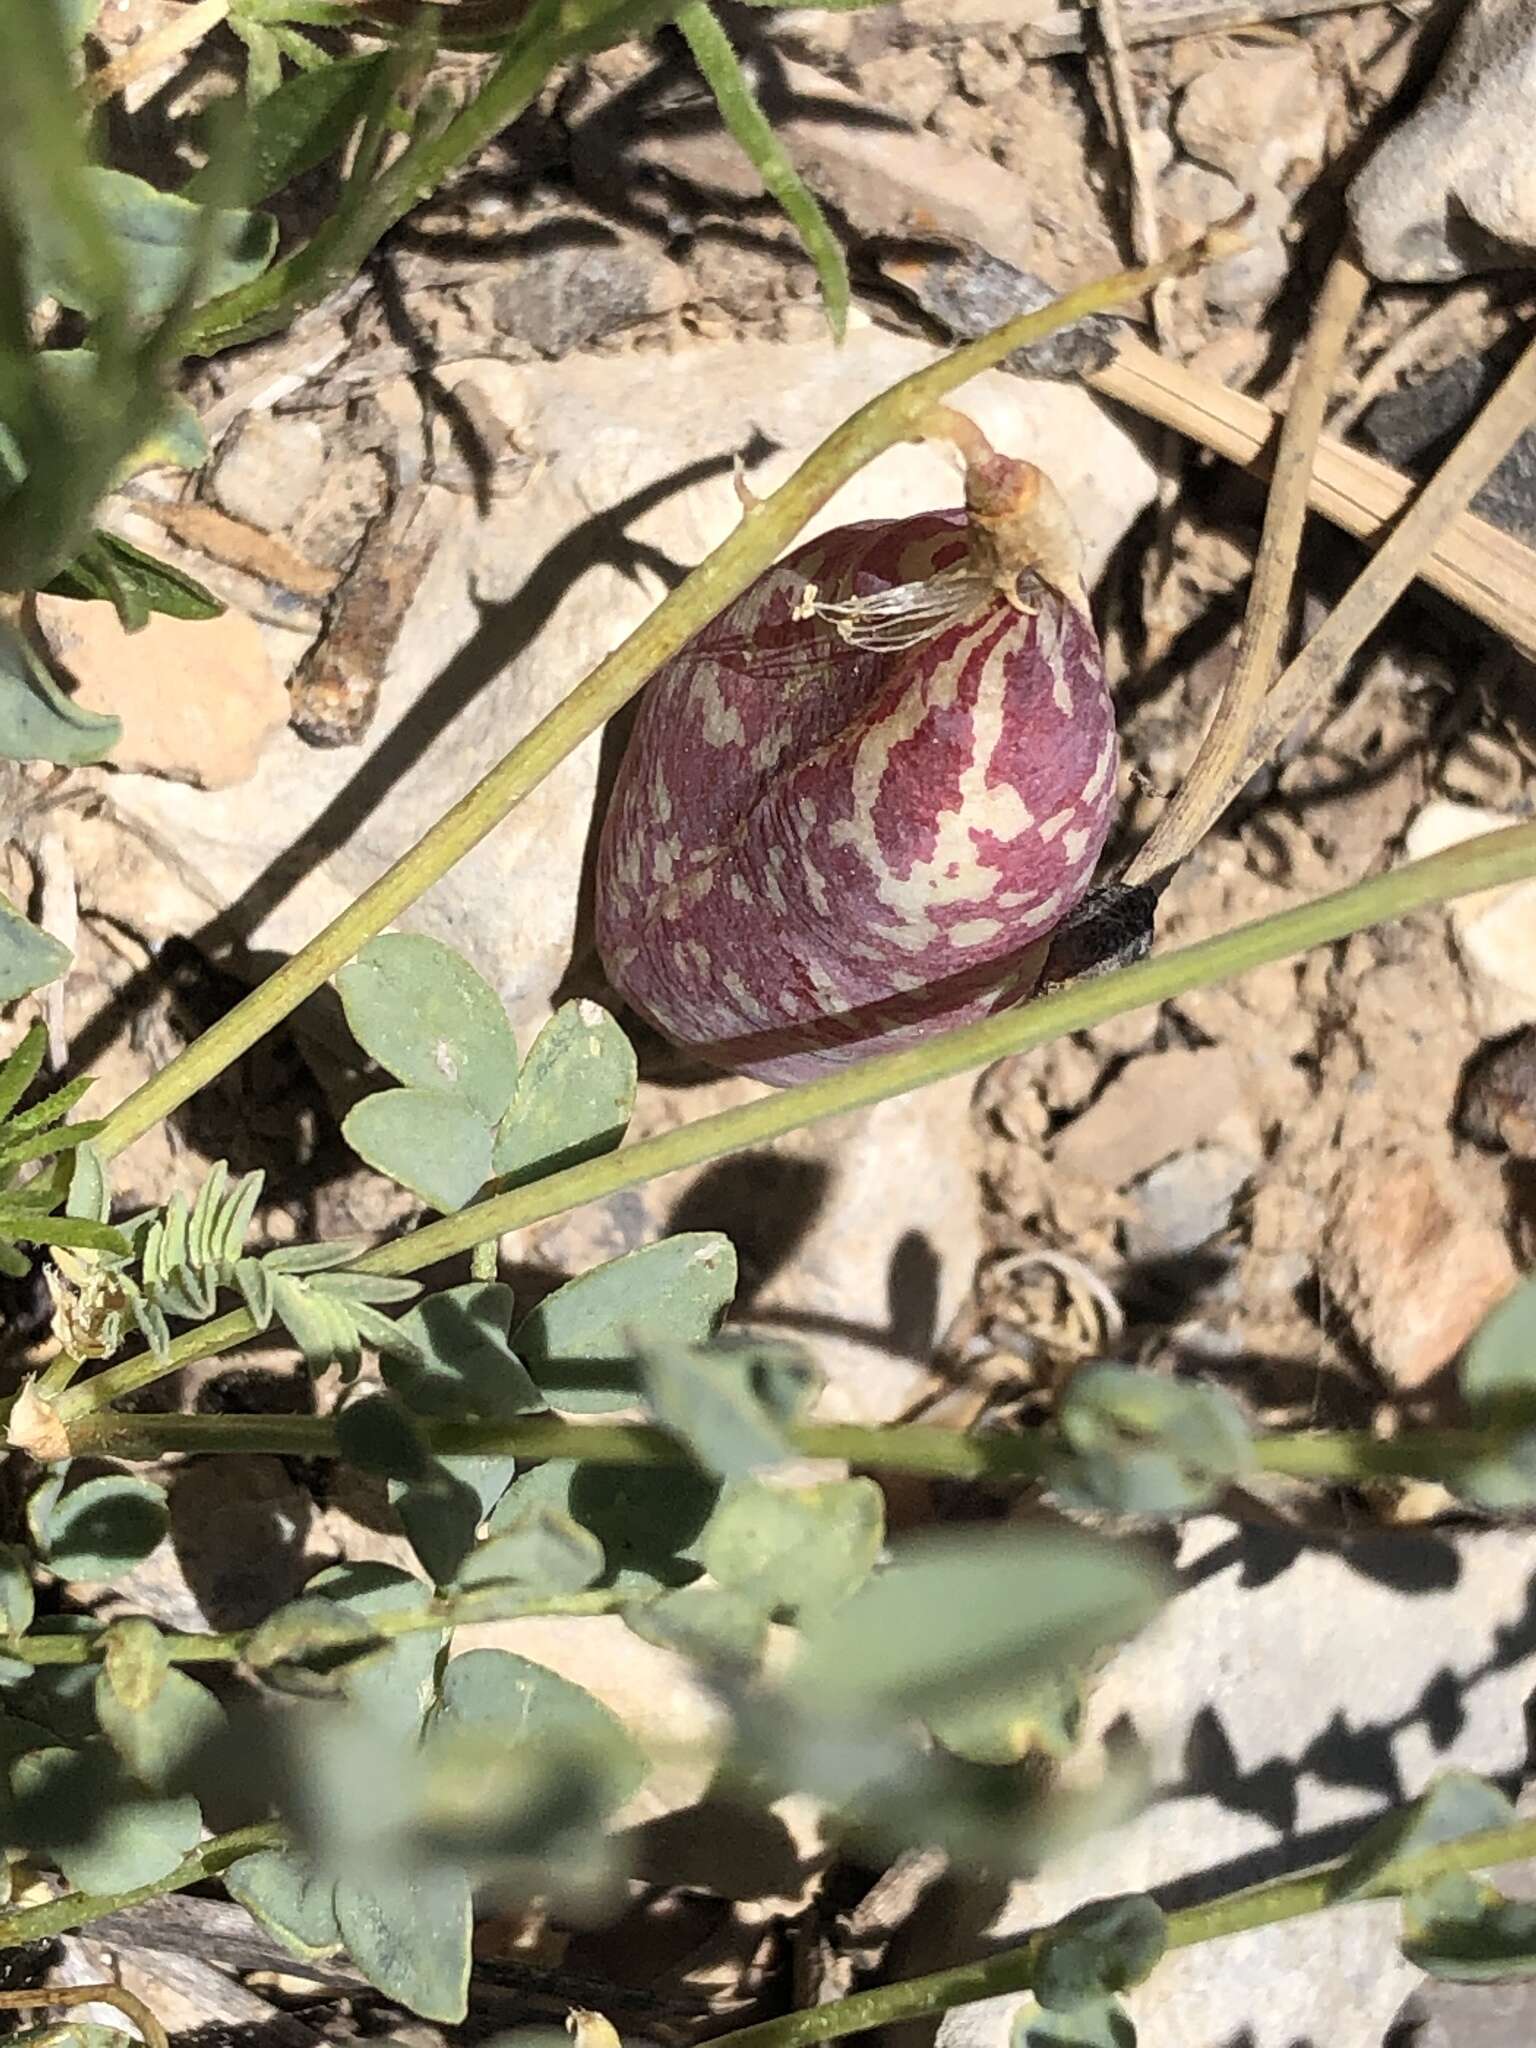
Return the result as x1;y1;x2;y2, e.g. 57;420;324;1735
1125;252;1369;887
83;0;231;107
0;1983;169;2048
1091;340;1536;657
1239;320;1536;787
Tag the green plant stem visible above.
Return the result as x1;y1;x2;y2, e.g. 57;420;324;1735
179;0;671;356
676;0;848;339
3;1786;1531;2003
705;1818;1536;2048
1255;1428;1507;1482
0;1822;285;1949
59;818;1536;1427
59;1402;1534;1500
68;1409;1056;1471
94;236;1225;1167
0;1587;626;1667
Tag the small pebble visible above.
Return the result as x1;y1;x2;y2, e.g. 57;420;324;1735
1460;1028;1536;1158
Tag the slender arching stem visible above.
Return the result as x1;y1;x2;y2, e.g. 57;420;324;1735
703;1817;1536;2048
52;818;1536;1432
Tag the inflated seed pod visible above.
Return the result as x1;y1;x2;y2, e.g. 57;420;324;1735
594;416;1118;1086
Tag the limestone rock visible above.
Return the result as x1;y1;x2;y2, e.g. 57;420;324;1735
210;413;327;534
1406;800;1536;1037
1175;47;1329;188
1350;0;1536;280
35;595;286;791
926;1516;1536;2048
1123;1144;1252;1261
581;55;1080;280
1050;1046;1255;1189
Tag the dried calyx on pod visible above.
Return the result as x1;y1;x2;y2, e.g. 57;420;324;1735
595;409;1118;1085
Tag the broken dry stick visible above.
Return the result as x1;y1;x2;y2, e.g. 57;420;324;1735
1092;338;1536;658
1239;319;1536;788
1125;252;1369;888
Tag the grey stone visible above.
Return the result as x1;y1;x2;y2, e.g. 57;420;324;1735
485;232;687;359
878;242;1128;383
1159;161;1245;235
1200;194;1292;321
99;325;1156;1046
1350;0;1536;282
209;412;327;533
1391;1926;1536;2048
926;1516;1536;2048
1122;1143;1252;1260
1364;347;1536;546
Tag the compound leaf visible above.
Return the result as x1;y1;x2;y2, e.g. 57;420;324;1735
334;1864;472;2022
515;1234;737;1414
0;618;119;766
11;1743;201;1891
342;1088;494;1214
700;1476;882;1620
1332;1772;1517;1901
226;1846;342;1961
1015;1999;1136;2048
1402;1871;1536;1983
1033;1894;1167;2011
492;1000;636;1185
0;897;71;1001
792;1527;1167;1723
26;168;276;318
1052;1366;1253;1516
32;1473;168;1581
337;934;518;1125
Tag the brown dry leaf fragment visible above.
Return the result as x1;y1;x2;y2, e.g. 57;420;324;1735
567;2009;622;2048
129;498;340;603
8;1376;71;1461
289;484;441;748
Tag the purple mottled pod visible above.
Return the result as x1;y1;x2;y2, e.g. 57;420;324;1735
595;424;1118;1086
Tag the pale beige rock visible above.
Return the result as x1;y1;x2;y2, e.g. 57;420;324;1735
1175;47;1329;188
929;1517;1536;2048
855;45;952;125
1323;1143;1517;1390
604;57;1051;274
35;595;286;790
771;0;1053;64
1049;1045;1255;1187
210;413;327;533
1406;799;1536;1035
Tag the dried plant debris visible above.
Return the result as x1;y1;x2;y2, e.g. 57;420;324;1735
289;484;444;749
